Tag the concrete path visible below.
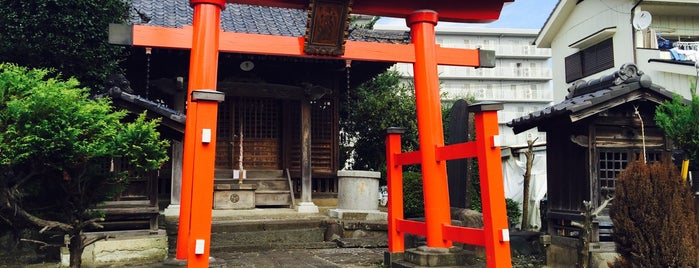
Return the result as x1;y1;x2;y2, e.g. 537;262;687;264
79;247;386;268
214;247;386;268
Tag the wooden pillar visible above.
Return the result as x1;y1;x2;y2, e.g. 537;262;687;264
301;101;312;203
472;104;512;267
297;100;319;213
176;0;224;263
386;127;406;252
406;10;452;249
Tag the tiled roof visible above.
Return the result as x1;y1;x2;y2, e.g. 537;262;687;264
508;64;677;134
128;0;410;43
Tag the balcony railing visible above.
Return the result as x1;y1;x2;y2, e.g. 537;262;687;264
487;45;551;58
449;66;552;79
444;86;553;103
395;64;552;80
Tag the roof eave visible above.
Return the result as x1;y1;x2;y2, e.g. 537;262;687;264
534;0;575;48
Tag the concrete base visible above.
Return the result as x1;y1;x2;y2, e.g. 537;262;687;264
388;246;470;267
328;208;387;221
161;256;227;267
296;201;319;213
546;236;618;267
385;251;405;267
213;183;256;209
60;230;167;267
163;204;180;218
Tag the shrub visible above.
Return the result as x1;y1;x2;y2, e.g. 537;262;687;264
610;160;698;267
403;171;424;218
506;198;522;227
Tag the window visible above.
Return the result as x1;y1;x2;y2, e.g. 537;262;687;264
598;149;662;197
565;38;614;83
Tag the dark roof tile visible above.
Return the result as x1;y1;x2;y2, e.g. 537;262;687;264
128;0;410;43
508;64;677;134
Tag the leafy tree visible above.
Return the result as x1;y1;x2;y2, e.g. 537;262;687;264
340;69;419;171
610;160;698;267
655;94;699;161
0;64;169;268
0;0;129;89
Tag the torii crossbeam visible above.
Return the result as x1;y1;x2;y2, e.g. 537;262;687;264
138;0;514;267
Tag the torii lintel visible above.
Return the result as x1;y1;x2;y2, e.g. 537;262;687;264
109;24;495;68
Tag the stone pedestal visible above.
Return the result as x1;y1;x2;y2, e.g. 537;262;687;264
61;230;168;267
213;183;256;209
388;246;472;267
329;170;386;220
296;201;320;213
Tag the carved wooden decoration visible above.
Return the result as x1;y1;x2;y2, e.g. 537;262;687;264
304;0;353;56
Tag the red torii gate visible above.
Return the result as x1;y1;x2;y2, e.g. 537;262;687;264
132;0;514;267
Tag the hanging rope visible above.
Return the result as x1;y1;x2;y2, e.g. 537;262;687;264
634;105;647;163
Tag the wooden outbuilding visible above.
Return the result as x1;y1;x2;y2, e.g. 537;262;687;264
508;63;678;254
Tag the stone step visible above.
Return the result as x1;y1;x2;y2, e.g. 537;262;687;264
210;227;326;248
250;179;289;191
208;218;329;249
255;190;292;206
336;237;389;248
215;178;289;191
213;169;293;208
214;169;284;179
211;217;327;232
210;241;338;253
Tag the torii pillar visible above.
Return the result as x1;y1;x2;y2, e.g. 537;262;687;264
176;0;225;267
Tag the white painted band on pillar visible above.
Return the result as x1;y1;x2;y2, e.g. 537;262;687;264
195;239;205;255
500;229;510;242
202;129;211;143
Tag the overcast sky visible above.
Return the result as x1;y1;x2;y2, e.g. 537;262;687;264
375;0;558;30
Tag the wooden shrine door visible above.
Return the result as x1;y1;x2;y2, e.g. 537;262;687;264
216;97;281;170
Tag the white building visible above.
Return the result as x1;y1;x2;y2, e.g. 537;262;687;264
537;0;699;101
532;0;699;266
375;25;553;229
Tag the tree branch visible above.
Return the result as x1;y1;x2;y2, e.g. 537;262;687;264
77;217;105;230
14;206;73;233
20;238;63;249
10;169;39;192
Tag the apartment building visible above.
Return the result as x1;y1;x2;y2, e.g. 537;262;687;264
375;25;553;148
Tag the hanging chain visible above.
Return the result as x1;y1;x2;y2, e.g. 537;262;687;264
342;60;352;145
145;47;152;99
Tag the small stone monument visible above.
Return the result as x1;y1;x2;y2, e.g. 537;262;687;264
328;170;386;220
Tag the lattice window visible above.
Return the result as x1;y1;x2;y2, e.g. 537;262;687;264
216;97;281;169
599;151;628;197
599;149;662;197
236;98;279;139
216;100;233;168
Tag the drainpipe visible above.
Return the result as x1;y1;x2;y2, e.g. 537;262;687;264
631;0;644;64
